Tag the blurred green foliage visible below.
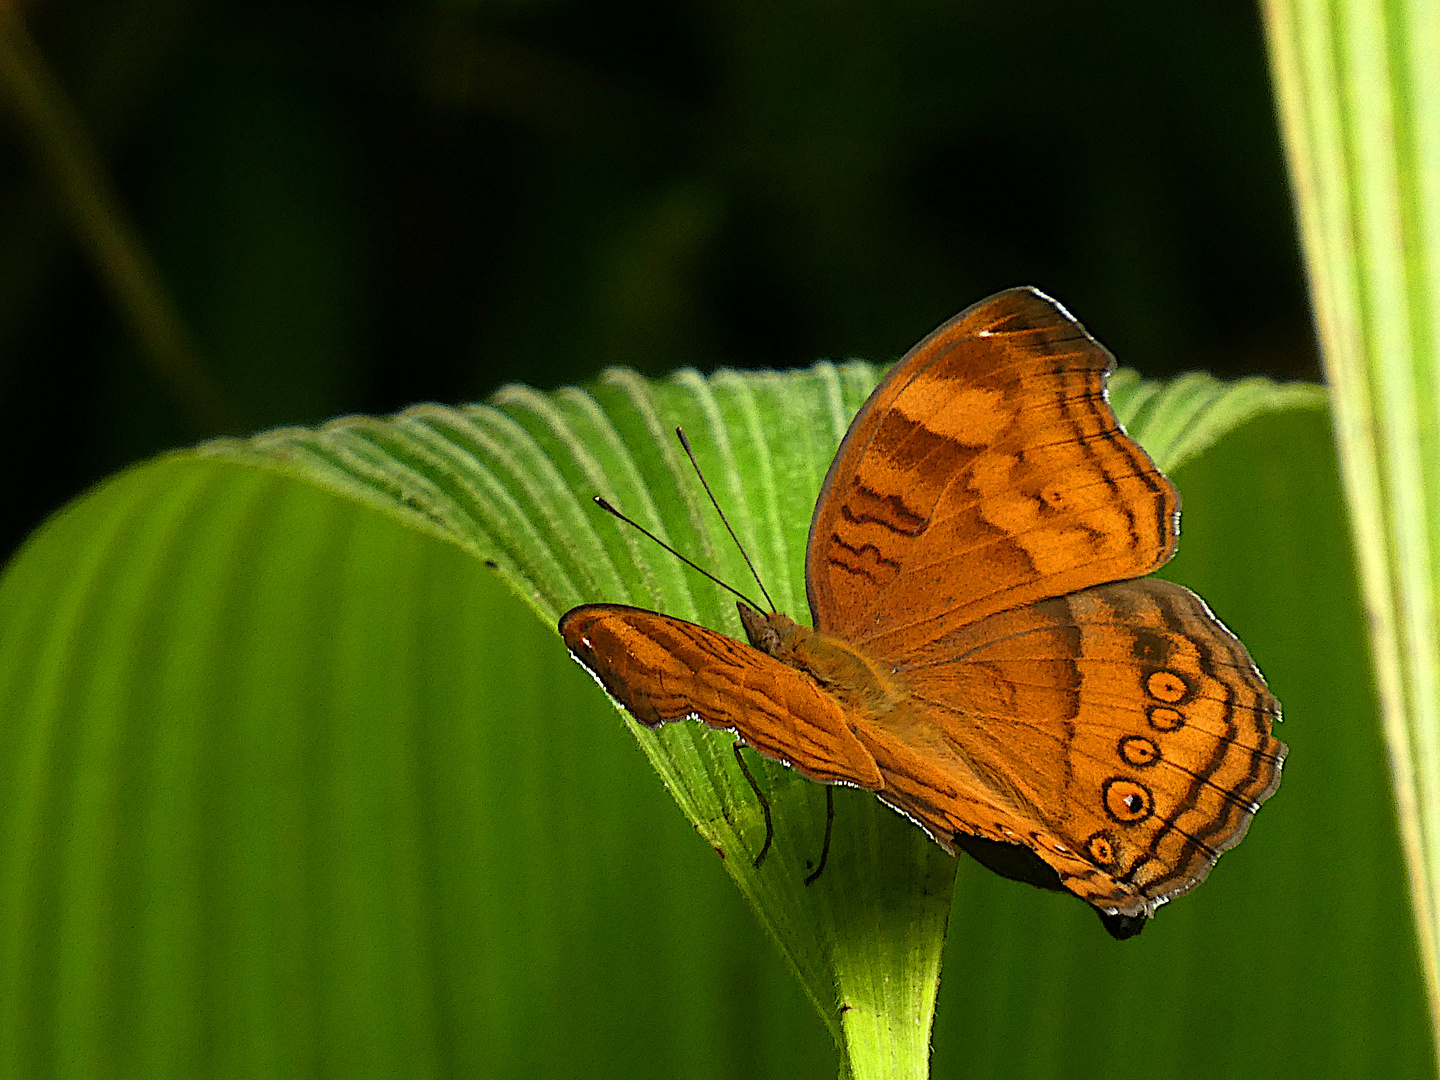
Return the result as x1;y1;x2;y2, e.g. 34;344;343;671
3;0;1313;557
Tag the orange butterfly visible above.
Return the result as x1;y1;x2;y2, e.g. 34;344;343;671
560;287;1285;938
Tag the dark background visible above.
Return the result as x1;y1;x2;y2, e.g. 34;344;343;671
1;0;1315;563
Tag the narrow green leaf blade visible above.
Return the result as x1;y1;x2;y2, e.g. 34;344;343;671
1266;0;1440;1053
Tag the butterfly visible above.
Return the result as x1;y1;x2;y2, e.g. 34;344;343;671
559;287;1285;938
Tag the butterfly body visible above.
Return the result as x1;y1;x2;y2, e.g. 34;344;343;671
560;287;1285;938
739;603;908;723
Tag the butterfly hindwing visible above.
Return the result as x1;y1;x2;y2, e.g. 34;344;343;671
854;577;1285;920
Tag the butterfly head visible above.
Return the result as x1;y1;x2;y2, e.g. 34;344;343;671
736;602;802;658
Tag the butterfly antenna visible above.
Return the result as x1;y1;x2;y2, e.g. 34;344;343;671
591;497;768;613
675;427;777;613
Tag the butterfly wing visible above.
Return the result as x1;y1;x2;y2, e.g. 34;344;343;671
806;286;1179;655
851;578;1285;922
559;604;883;789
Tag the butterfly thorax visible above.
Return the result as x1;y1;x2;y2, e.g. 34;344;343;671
737;602;905;721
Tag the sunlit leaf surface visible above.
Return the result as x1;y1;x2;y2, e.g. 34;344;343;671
0;365;1421;1079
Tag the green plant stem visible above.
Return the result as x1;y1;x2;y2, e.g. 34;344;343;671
0;3;234;434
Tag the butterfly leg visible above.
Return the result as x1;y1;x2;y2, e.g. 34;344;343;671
804;787;835;886
732;742;774;868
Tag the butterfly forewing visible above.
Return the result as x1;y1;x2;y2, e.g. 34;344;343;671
806;288;1179;655
559;605;883;789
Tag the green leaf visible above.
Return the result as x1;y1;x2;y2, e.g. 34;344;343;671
1266;0;1440;1053
1;361;1411;1079
204;363;958;1075
0;455;833;1080
195;361;1315;1076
